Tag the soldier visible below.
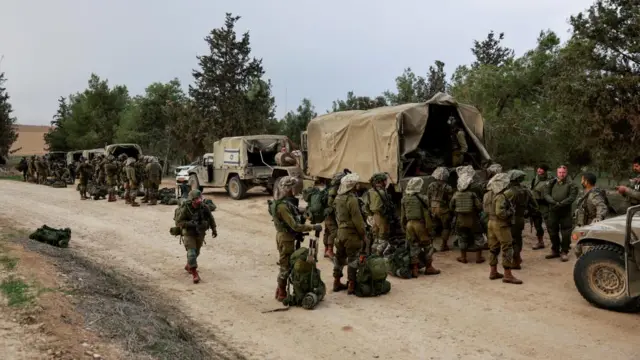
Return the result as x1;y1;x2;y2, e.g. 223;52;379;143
575;172;608;226
616;157;640;205
484;172;522;284
530;164;550;250
174;189;217;284
105;155;119;202
35;156;48;184
448;116;468;167
139;157;150;203
97;154;108;186
543;165;579;262
505;170;538;269
17;157;27;181
76;157;92;200
145;156;163;205
118;154;128;199
450;173;485;264
367;173;394;256
124;157;140;207
334;173;366;294
427;167;454;251
28;155;36;182
323;172;345;259
401;177;441;277
270;176;318;301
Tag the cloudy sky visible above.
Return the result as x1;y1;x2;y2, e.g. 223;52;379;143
1;0;594;125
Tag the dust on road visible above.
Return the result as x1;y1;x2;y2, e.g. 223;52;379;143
1;181;638;360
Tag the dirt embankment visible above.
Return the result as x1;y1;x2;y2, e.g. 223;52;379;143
1;180;639;360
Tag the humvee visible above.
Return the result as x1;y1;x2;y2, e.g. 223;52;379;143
178;135;301;200
572;205;640;312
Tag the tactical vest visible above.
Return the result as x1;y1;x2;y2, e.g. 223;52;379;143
452;190;477;213
402;195;425;221
530;176;548;200
505;185;529;219
269;198;302;233
335;193;357;229
105;162;118;177
575;188;612;226
428;181;451;213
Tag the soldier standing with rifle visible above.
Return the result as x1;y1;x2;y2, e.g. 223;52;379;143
530;164;550;250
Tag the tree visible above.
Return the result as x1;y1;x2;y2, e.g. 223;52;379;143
190;13;275;140
44;96;71;151
384;68;425;105
281;99;317;145
426;60;447;98
0;72;18;158
331;91;388;112
471;30;515;68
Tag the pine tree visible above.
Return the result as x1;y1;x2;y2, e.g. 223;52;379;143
0;72;18;159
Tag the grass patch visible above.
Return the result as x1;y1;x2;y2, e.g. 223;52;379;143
0;254;18;270
0;174;23;181
0;277;33;307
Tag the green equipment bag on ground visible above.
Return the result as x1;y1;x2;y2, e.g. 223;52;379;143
282;247;326;309
87;182;107;200
355;254;391;297
385;243;412;279
302;187;328;224
29;225;71;248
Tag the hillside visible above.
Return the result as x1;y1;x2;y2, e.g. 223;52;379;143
10;125;50;156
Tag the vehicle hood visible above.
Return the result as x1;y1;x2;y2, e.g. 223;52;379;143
176;167;193;177
575;214;640;247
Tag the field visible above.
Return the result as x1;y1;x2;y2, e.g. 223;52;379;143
0;180;638;360
10;125;51;157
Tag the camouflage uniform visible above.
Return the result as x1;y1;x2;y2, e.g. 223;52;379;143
97;155;108;186
124;158;140;207
271;176;315;301
323;173;344;259
27;156;36;182
145;157;163;205
427;167;454;251
504;170;538;269
367;173;393;256
104;156;119;202
139;157;150;203
334;173;366;294
450;173;484;263
174;189;217;284
530;173;550;249
543;178;578;258
483;173;522;284
35;156;48;184
76;159;92;200
575;188;608;227
118;154;128;198
449;118;468;167
401;177;440;277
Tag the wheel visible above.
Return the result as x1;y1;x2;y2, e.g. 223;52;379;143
227;176;247;200
188;174;202;192
573;244;640;312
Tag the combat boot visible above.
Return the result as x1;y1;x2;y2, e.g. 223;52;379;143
533;236;545;250
347;280;356;295
333;277;348;292
324;246;335;259
513;254;522;270
130;200;140;207
502;268;523;284
184;263;191;273
411;264;420;278
423;261;441;275
125;194;131;204
457;250;468;264
439;230;451;252
191;268;200;284
489;265;504;280
276;279;287;301
149;196;157;206
475;250;486;264
108;192;116;202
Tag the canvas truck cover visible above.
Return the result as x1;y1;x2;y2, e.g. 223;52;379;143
306;92;491;183
213;135;290;167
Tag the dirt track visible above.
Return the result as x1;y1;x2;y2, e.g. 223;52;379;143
1;181;639;360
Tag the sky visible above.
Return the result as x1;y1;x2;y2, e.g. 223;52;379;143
1;0;596;125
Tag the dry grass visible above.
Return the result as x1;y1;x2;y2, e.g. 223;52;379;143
10;125;50;156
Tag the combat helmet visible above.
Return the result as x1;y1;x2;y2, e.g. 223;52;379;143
369;172;388;185
507;169;526;183
188;189;203;200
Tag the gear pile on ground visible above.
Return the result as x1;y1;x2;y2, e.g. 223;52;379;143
29;225;71;248
159;187;180;205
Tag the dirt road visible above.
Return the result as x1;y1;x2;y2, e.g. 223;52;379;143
1;181;639;360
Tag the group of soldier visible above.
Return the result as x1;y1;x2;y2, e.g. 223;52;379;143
75;153;163;206
270;159;631;301
18;155;72;186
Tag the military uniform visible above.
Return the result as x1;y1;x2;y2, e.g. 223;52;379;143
105;156;119;202
271;177;315;301
35;157;48;184
505;170;538;269
401;177;440;277
450;126;468;167
367;173;394;256
575;188;608;227
484;173;522;284
450;173;484;263
124;158;140;206
543;178;578;258
530;173;550;249
145;158;163;205
174;189;217;284
140;157;151;203
334;173;366;294
323;174;343;259
427;167;454;251
76;160;92;200
97;155;108;185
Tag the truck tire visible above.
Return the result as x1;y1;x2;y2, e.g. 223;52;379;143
227;176;247;200
573;244;640;312
188;174;202;192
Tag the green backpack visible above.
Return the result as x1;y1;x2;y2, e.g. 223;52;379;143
29;225;71;248
302;187;329;224
355;254;391;297
385;243;412;279
282;247;326;309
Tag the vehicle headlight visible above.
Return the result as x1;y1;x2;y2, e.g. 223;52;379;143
571;230;587;242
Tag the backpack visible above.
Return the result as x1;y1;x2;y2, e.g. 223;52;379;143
29;225;71;248
385;243;412;279
282;247;326;309
302;187;328;224
355;254;391;297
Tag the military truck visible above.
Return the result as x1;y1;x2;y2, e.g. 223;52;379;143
179;135;301;200
82;148;105;161
301;92;492;194
66;150;83;166
104;143;142;159
573;205;640;312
